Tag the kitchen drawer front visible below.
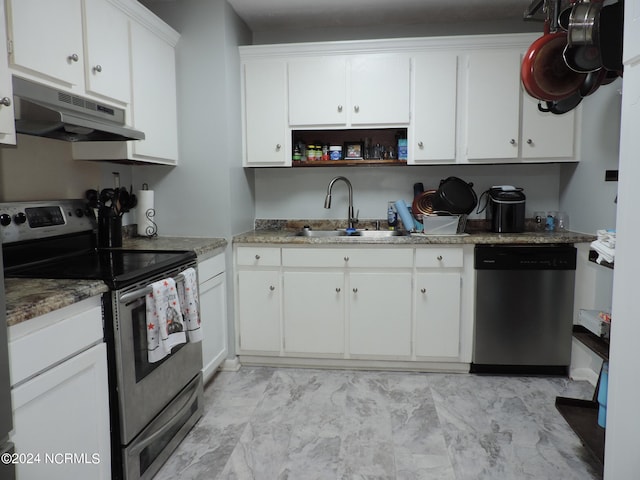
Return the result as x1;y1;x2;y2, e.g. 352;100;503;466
282;247;413;268
415;247;464;268
236;246;281;266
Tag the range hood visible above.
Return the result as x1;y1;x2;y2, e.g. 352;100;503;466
12;76;145;142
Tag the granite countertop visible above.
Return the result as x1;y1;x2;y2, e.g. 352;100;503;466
233;225;596;246
5;236;227;328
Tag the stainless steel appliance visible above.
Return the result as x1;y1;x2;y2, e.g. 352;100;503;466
0;238;15;480
472;244;576;375
1;200;203;480
12;76;145;142
485;186;526;233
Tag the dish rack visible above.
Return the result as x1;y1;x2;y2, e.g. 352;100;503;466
417;214;468;235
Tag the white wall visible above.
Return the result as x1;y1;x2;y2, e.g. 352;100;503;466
255;163;562;222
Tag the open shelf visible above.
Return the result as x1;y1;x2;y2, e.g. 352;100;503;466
573;325;610;361
588;249;614;269
293;159;406;167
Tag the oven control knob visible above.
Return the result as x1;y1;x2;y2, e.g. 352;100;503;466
75;208;84;218
14;212;27;224
0;213;10;226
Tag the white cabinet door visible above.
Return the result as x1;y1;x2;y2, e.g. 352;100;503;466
7;0;85;88
349;55;411;125
199;270;227;384
243;60;289;166
83;0;131;103
129;21;179;164
0;0;15;145
466;49;520;160
410;52;457;163
288;57;347;126
349;272;412;357
283;271;345;355
623;0;640;64
237;270;281;352
415;272;461;358
11;343;111;480
521;92;576;160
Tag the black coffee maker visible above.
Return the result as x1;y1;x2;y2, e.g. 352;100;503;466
479;186;526;233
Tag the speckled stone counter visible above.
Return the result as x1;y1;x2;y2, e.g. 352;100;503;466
233;229;596;246
5;279;108;327
122;236;227;261
5;236;227;327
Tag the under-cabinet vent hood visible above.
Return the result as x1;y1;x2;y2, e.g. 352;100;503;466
12;76;145;142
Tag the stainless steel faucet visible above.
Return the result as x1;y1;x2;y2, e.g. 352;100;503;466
324;176;358;230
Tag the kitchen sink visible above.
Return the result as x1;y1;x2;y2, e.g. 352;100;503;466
293;229;406;238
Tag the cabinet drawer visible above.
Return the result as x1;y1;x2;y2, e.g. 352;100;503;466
236;247;281;266
415;247;463;268
282;248;413;268
199;253;225;282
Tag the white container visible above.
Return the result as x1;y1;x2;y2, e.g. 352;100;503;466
421;215;464;234
329;145;342;160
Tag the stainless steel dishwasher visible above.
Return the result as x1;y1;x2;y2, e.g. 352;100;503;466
472;245;577;375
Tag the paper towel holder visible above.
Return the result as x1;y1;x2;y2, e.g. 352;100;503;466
139;183;158;238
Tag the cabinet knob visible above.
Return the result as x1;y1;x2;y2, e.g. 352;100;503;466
437;255;443;261
510;139;516;145
354;105;360;113
421;288;427;294
337;105;343;112
269;285;275;291
0;97;10;107
344;256;349;262
68;53;79;62
93;64;103;73
527;138;533;145
418;141;424;148
352;288;358;293
275;144;282;151
336;287;341;293
255;254;260;260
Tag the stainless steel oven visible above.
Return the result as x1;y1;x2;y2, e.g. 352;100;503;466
110;262;203;480
1;200;204;480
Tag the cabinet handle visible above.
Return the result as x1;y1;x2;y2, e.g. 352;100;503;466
421;288;427;294
418;141;424;148
275;144;282;151
269;285;275;291
354;105;360;113
336;287;341;293
352;288;358;293
0;97;10;107
510;139;516;145
93;64;103;73
527;139;533;145
337;105;343;112
68;53;79;62
437;255;443;261
344;256;349;262
255;254;261;260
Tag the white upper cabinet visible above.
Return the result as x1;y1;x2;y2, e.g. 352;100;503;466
287;54;411;127
83;0;131;103
521;92;576;160
465;49;521;160
0;0;15;145
242;60;289;166
7;0;85;88
623;0;639;64
288;57;347;126
409;52;457;164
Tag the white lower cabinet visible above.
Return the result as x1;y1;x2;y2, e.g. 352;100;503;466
8;297;110;480
198;253;227;384
237;269;281;352
235;244;470;367
415;272;461;358
283;271;345;355
349;272;412;357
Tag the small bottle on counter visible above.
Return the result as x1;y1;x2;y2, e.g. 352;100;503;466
387;201;398;230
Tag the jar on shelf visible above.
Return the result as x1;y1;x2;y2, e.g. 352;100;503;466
307;144;316;161
321;144;329;161
329;145;342;160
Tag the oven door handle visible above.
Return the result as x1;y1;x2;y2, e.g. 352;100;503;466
128;379;200;456
119;272;187;304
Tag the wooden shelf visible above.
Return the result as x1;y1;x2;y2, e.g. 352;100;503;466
573;325;609;361
293;159;406;167
588;249;614;269
555;397;605;468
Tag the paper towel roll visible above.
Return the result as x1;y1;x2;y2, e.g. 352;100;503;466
136;189;157;237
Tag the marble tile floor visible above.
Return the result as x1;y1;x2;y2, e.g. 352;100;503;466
153;367;602;480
